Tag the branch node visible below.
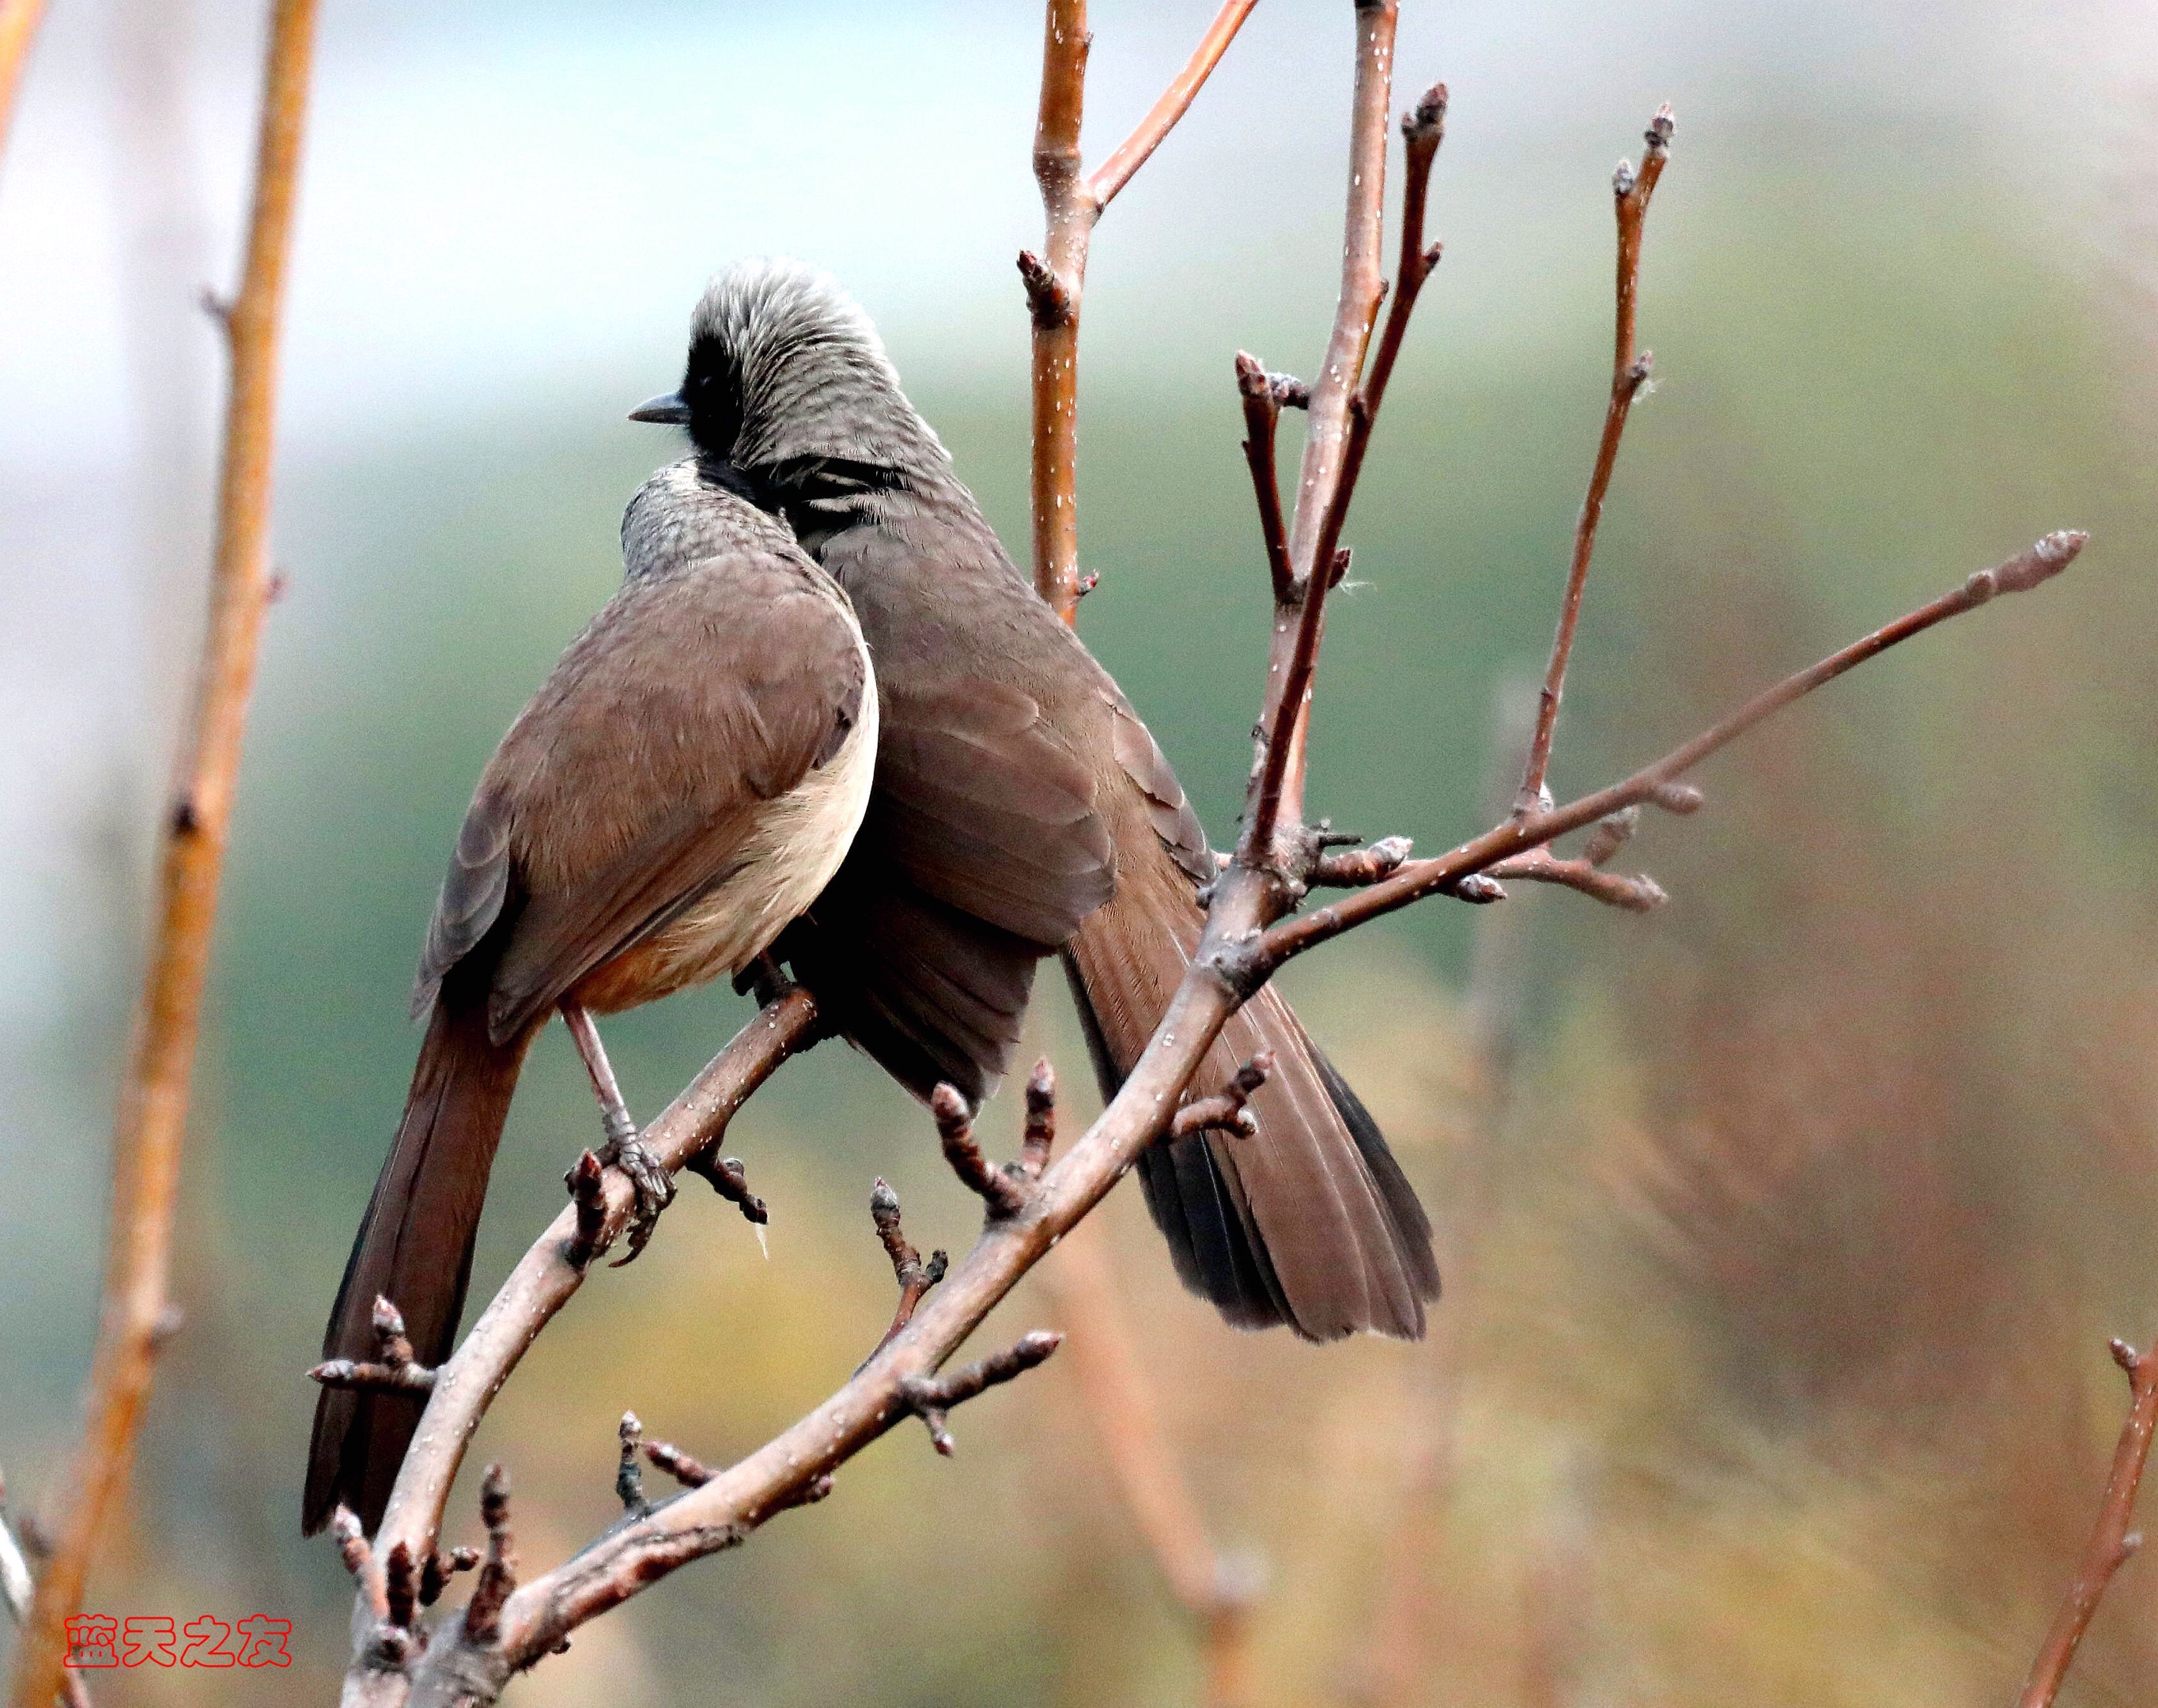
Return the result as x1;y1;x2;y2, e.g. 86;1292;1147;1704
644;1438;717;1490
1312;834;1413;887
617;1412;651;1517
1645;101;1676;155
867;1178;951;1358
1450;874;1506;905
384;1541;417;1633
1400;80;1448;143
331;1506;371;1581
931;1085;1031;1218
462;1464;517;1646
1017;249;1074;329
308;1294;438;1394
418;1546;480;1608
1170;1051;1275;1140
565;1148;609;1268
1650;780;1705;816
1582;805;1641;867
684;1146;769;1227
898;1330;1064;1457
1022;1057;1058;1178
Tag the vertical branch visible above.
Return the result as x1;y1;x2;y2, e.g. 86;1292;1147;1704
1043;1219;1256;1708
6;4;320;1704
1513;104;1674;816
1026;0;1262;622
0;0;47;172
2019;1339;2158;1708
1237;0;1398;868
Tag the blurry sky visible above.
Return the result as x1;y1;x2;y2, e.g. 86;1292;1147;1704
9;5;2158;1704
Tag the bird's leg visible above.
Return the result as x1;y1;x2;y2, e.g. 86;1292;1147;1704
560;999;674;1257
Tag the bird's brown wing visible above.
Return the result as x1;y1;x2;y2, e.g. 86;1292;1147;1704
409;551;865;1044
780;676;1114;1102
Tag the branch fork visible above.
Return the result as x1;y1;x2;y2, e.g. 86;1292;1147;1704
309;1296;437;1396
898;1332;1065;1457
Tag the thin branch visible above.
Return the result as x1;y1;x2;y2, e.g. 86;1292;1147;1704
1238;0;1399;869
0;0;48;175
899;1331;1064;1457
932;1085;1033;1219
1514;103;1675;816
309;1296;439;1395
1259;530;2088;965
866;1180;948;1359
1020;1057;1058;1180
1486;848;1667;913
8;7;320;1704
1169;1052;1273;1140
1085;0;1259;210
0;1475;91;1708
2019;1338;2158;1708
1236;353;1294;606
1030;0;1262;622
354;990;821;1611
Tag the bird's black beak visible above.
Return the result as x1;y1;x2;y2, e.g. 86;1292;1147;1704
628;391;690;425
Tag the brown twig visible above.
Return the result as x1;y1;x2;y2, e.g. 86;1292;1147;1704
1311;834;1414;888
1486;848;1667;913
1020;1057;1058;1179
615;1415;650;1518
1030;0;1261;622
1514;104;1675;817
643;1439;717;1491
866;1180;948;1359
1236;0;1399;871
8;8;320;1704
2019;1338;2158;1708
0;0;48;175
0;1475;91;1708
682;1148;768;1226
932;1085;1033;1219
1170;1052;1274;1140
1236;353;1295;606
418;1548;478;1610
1259;531;2088;966
460;1468;517;1647
899;1331;1065;1457
309;1296;440;1395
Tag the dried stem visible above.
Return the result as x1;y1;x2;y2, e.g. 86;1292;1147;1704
1260;531;2087;965
1030;0;1260;622
1514;104;1674;816
2019;1338;2158;1708
7;8;320;1705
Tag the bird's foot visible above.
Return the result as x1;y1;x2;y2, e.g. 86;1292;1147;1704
599;1112;675;1264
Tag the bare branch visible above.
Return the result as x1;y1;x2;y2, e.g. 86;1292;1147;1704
309;1296;439;1395
1170;1052;1274;1140
644;1439;716;1491
1260;531;2087;965
1311;834;1413;888
866;1179;948;1359
899;1331;1065;1457
1237;0;1398;871
615;1415;651;1519
1514;103;1675;816
932;1085;1033;1219
461;1468;517;1647
1487;848;1667;913
1236;352;1294;606
9;8;322;1702
1030;0;1262;622
2019;1339;2158;1708
681;1148;768;1229
1020;1057;1058;1179
1086;0;1259;210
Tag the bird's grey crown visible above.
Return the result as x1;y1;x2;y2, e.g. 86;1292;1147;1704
690;259;949;478
620;457;798;582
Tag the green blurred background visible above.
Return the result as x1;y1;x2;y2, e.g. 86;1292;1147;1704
6;1;2158;1702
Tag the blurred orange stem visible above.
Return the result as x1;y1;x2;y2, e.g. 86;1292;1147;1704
6;2;319;1703
1046;1219;1254;1708
2018;1338;2158;1708
0;0;47;172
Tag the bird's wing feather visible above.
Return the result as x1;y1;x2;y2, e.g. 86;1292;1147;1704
410;549;864;1039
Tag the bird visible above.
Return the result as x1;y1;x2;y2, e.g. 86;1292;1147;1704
303;455;876;1536
628;259;1439;1345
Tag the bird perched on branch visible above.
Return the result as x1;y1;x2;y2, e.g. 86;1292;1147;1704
304;459;875;1536
629;260;1438;1346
